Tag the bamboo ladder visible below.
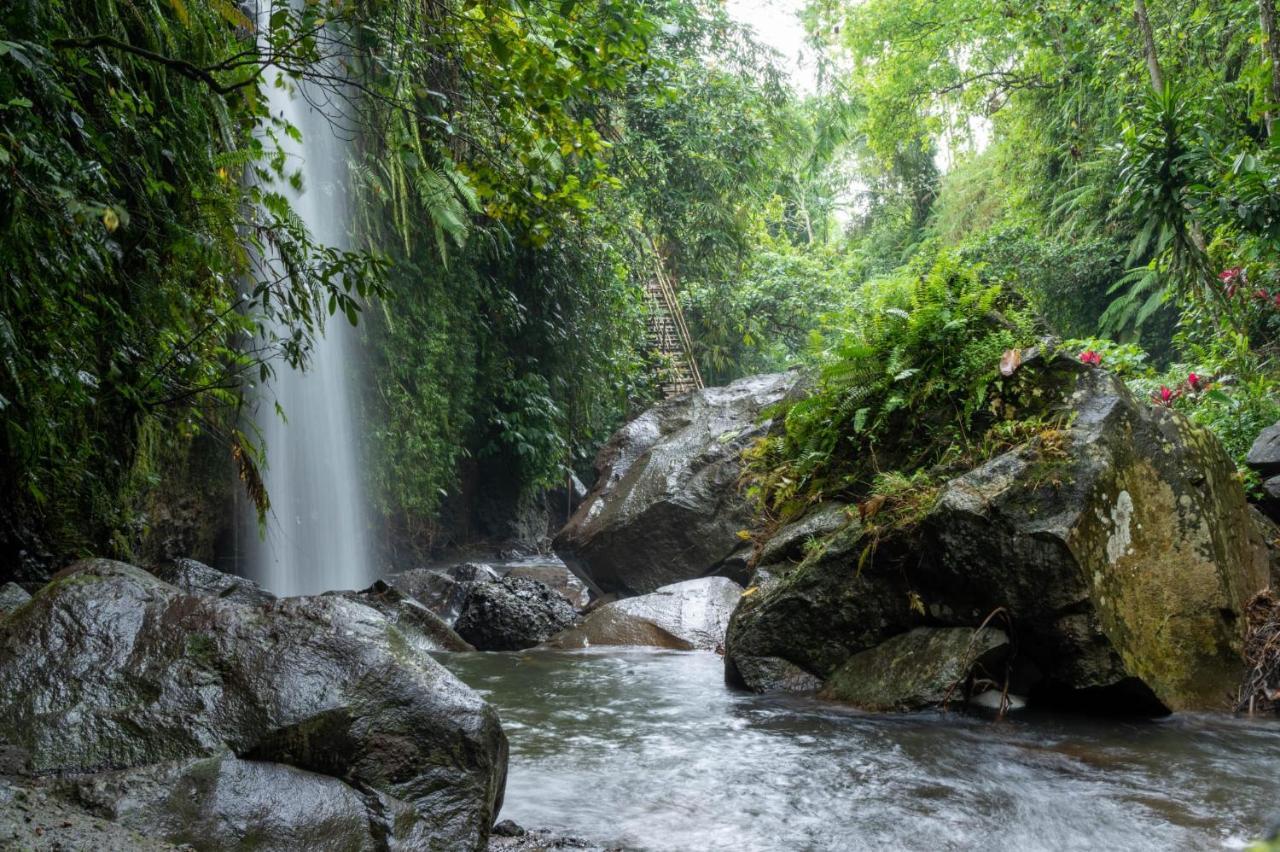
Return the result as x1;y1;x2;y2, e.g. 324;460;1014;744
643;238;704;398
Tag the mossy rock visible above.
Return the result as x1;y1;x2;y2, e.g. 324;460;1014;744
725;356;1268;713
820;627;1009;712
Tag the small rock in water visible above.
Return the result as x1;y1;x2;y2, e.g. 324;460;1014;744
819;627;1010;712
455;576;579;650
543;577;741;651
493;819;527;837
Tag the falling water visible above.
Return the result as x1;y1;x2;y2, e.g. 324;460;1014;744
240;2;373;597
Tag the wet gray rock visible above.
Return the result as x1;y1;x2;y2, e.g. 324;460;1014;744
388;567;468;624
1247;420;1280;477
454;562;503;584
0;582;30;618
63;754;383;851
0;777;178;851
544;577;742;651
723;655;822;694
727;355;1268;713
455;576;579;651
388;562;502;626
755;502;852;568
330;579;474;652
725;522;911;694
147;557;274;606
0;558;507;850
502;560;591;611
554;372;798;596
820;627;1009;712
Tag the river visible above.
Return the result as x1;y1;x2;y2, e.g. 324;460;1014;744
441;647;1279;851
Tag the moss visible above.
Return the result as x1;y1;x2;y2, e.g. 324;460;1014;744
184;633;220;671
1080;454;1250;710
384;623;414;665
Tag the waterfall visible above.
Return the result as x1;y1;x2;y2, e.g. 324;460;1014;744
240;3;373;597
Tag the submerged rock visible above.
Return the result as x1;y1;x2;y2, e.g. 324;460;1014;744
0;558;507;849
147;557;274;606
544;577;742;651
820;627;1009;712
727;355;1268;713
455;576;579;651
554;372;798;595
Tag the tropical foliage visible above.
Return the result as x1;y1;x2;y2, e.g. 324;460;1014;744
4;0;1279;568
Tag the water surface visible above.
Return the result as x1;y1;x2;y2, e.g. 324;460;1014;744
441;648;1280;851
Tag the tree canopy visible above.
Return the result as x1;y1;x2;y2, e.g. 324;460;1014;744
2;0;1278;568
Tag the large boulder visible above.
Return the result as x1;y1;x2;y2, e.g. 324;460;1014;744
726;355;1269;713
543;577;742;651
554;372;799;596
454;576;579;651
0;559;507;849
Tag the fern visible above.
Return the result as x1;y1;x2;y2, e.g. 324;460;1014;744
743;250;1036;519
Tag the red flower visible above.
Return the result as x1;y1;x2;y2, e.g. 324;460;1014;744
1187;372;1202;391
1152;385;1179;406
1078;350;1101;367
1220;267;1244;284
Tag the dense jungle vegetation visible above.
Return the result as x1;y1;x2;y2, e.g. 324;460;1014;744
2;0;1278;570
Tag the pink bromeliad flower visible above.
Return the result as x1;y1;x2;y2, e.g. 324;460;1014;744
1219;267;1244;284
1078;350;1101;367
1187;372;1203;391
1152;385;1178;406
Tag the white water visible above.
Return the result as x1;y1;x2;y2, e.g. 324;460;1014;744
240;3;373;597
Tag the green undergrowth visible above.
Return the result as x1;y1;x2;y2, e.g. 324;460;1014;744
742;251;1042;531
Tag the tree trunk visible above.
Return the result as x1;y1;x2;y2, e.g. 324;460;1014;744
1261;0;1280;136
1134;0;1165;94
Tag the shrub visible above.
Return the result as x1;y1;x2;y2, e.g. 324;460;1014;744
743;251;1037;522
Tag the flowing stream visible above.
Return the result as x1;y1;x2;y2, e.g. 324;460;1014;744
240;2;372;597
442;648;1280;851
